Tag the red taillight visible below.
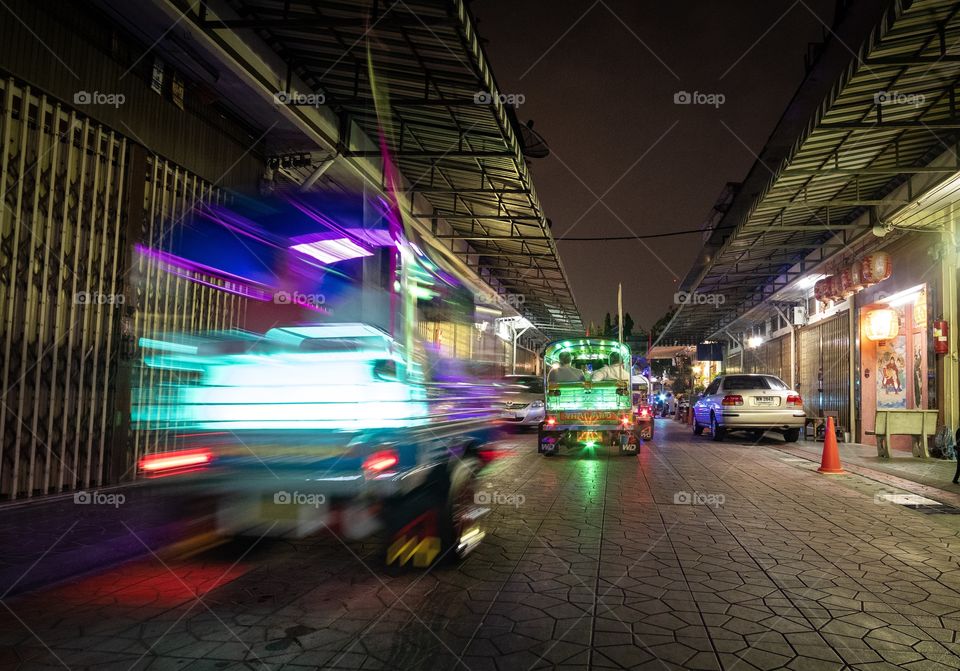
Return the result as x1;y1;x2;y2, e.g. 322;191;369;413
546;416;557;426
786;394;803;407
139;449;212;475
640;407;650;418
721;395;743;406
363;450;399;473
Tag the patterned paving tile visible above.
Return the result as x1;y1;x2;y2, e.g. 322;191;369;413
4;420;960;669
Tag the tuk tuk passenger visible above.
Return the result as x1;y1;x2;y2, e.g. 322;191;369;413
548;351;585;383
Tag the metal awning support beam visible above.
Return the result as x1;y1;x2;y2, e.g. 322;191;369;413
299;155;337;192
865;55;960;65
413;187;531;194
787;165;960;175
344;150;513;158
436;236;551;242
336;98;491;107
819;120;960;130
758;200;907;209
420;214;541;221
203;16;457;29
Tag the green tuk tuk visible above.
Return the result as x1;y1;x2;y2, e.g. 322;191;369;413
538;338;639;456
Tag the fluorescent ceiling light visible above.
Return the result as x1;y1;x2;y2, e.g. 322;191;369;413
291;238;373;264
796;274;825;290
883;283;925;307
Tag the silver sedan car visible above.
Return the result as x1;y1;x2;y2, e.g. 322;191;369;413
495;375;546;427
693;374;805;442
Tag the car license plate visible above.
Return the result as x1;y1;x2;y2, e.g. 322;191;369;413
755;397;777;406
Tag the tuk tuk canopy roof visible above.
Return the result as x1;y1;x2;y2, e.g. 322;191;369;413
543;339;630;366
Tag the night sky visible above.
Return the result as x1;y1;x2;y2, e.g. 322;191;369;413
472;0;837;331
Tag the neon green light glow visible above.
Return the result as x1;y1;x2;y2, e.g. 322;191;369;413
139;338;198;354
409;285;436;299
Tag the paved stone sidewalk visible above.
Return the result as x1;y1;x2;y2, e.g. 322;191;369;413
2;420;960;670
772;434;960;508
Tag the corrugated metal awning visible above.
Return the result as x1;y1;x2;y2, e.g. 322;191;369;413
661;0;960;344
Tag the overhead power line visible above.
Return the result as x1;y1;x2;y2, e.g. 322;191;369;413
556;225;737;241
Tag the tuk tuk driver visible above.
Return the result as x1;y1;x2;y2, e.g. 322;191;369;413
591;352;630;382
548;351;585;382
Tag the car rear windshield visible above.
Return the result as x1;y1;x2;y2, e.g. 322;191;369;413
505;377;544;394
722;375;773;390
763;376;789;390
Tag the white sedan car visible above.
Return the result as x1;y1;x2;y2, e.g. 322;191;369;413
693;374;805;442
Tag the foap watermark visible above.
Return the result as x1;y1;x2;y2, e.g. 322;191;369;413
75;291;124;305
673;490;725;508
273;91;326;107
74;90;125;108
273;490;326;508
74;490;125;508
673;90;725;108
473;90;526;107
475;490;524;508
674;290;725;307
475;290;526;308
274;291;326;307
874;90;925;108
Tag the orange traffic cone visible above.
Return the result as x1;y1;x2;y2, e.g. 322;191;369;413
817;416;845;474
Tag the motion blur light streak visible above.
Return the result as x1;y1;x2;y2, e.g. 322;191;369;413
139;449;213;474
362;450;400;473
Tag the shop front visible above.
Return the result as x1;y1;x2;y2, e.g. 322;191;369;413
854;237;939;450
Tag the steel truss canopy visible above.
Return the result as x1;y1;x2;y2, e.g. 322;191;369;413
661;0;960;345
216;0;582;334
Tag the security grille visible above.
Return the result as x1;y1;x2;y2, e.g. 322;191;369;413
0;79;126;498
798;312;850;430
131;156;248;471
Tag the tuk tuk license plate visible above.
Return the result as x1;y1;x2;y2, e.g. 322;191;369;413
558;411;618;423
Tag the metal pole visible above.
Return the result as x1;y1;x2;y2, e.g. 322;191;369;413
943;211;959;432
512;325;530;374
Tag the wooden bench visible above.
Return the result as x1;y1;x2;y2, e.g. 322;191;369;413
866;409;939;458
804;413;843;442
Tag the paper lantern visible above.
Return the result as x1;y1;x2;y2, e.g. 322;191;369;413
840;262;866;296
864;307;899;341
814;278;832;303
848;261;865;292
838;267;856;297
814;277;831;303
861;252;892;286
826;275;843;301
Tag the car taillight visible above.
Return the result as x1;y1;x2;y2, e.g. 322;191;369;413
721;395;743;406
546;416;557;426
139;449;213;476
640;407;649;418
363;450;399;473
786;394;803;407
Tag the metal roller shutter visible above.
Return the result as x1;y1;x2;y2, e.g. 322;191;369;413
798;312;851;431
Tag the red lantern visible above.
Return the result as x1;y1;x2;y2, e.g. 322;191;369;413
826;275;843;301
861;252;891;286
839;267;856;297
848;261;865;292
814;278;831;303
